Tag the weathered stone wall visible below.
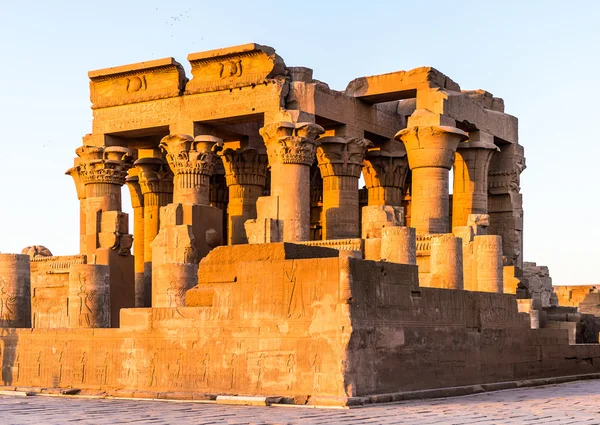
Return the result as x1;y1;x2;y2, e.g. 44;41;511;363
523;262;557;308
0;245;599;405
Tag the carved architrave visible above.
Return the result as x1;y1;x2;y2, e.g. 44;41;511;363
186;43;287;94
316;137;372;179
89;57;187;109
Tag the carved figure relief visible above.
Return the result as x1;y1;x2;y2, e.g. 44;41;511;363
219;60;243;78
168;353;183;388
166;281;185;307
146;352;158;388
311;353;322;392
286;354;295;390
256;354;265;390
126;75;147;92
77;278;95;328
80;352;88;384
96;352;109;385
200;353;210;387
229;353;237;389
286;262;305;319
0;278;16;324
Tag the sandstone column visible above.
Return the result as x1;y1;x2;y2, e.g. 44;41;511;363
452;131;498;228
68;264;110;328
360;143;408;260
152;135;224;306
73;146;133;255
134;156;173;307
151;204;199;308
380;226;416;265
362;145;408;207
316;136;371;240
125;173;145;307
396;126;468;234
159;134;223;205
220;147;268;245
429;235;463;289
0;254;31;327
260;120;324;242
473;235;504;293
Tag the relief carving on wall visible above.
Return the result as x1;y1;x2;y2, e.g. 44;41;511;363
126;75;147;92
219;60;243;79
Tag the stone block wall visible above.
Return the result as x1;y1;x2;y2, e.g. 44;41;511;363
0;244;599;405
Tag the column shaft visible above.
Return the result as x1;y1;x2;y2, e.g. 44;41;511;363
173;173;210;205
429;235;463;289
322;175;360;239
270;162;311;242
411;167;450;234
452;142;497;228
142;191;171;307
380;226;416;265
228;184;263;245
132;205;145;307
396;126;468;235
474;235;504;293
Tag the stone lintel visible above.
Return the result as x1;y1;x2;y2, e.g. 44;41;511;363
89;57;186;109
311;83;404;140
186;43;287;95
187;43;274;62
345;67;461;104
413;89;518;144
462;89;505;113
88;57;181;79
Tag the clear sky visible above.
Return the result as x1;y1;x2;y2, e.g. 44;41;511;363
0;0;598;285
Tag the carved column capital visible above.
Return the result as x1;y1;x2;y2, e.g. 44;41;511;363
159;134;222;205
65;164;86;200
395;125;468;170
73;146;133;186
219;147;268;187
488;145;526;196
362;147;408;189
159;134;223;177
260;121;325;166
134;157;174;195
316;136;372;178
125;175;144;209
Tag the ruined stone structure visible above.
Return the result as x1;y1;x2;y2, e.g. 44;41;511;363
0;44;599;406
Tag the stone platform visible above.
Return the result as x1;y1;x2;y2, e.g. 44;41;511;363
1;244;599;406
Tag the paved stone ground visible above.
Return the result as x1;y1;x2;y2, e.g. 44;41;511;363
0;380;599;424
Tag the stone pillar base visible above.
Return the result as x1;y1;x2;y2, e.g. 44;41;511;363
362;205;403;261
380;226;416;265
153;263;199;308
68;264;110;328
0;254;31;328
473;235;503;293
428;235;463;289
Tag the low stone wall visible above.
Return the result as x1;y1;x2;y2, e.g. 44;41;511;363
0;245;598;405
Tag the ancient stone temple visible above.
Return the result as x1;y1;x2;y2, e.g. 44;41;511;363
0;43;599;406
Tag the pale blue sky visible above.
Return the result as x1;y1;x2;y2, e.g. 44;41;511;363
0;0;598;285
